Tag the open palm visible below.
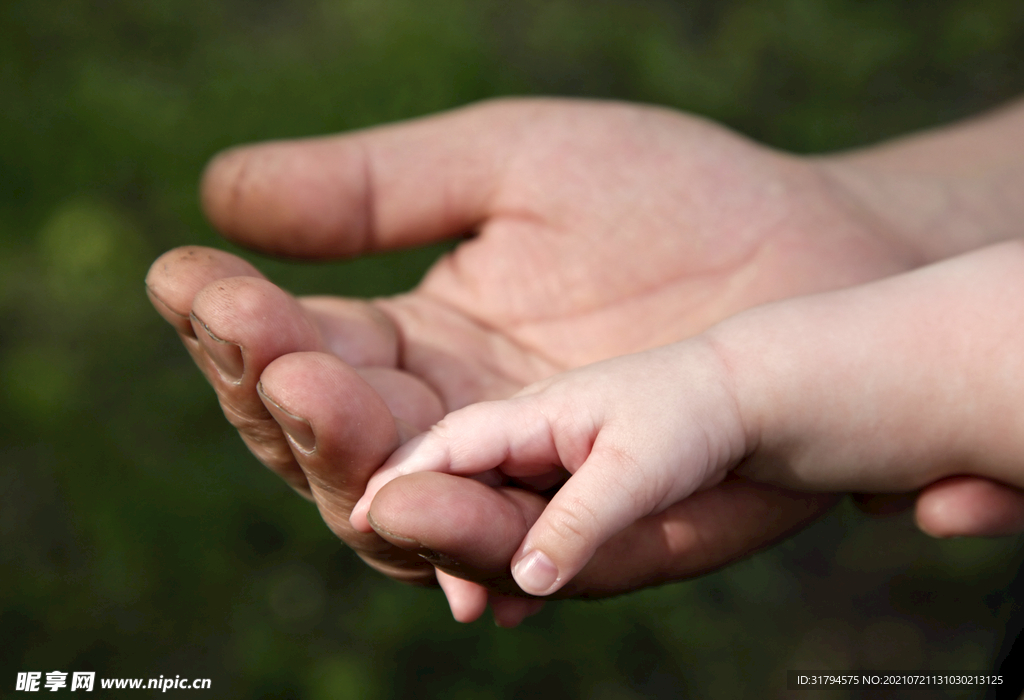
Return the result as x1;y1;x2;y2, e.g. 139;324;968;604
146;99;1016;625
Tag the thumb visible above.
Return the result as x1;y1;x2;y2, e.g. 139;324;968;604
511;431;710;597
200;100;532;259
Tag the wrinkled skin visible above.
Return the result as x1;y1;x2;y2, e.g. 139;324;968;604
146;99;1024;626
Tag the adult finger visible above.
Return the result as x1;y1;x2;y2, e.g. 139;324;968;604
349;395;562;530
410;526;546;626
147;247;415;495
915;476;1024;537
146;246;266;338
188;276;324;493
356;394;719;596
581;478;837;595
191;278;430;492
435;571;488;623
147;248;315;492
368;472;547;594
299;296;398;368
368;472;836;598
200;100;544;257
146;247;399;367
490;596;546;629
258;351;437;582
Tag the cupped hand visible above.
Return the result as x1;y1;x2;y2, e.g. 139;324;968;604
146;98;1024;625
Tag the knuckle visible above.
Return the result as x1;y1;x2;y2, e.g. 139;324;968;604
220;397;276;435
220;398;309;470
235;419;291;464
546;497;600;548
429;414;473;463
430;416;455;441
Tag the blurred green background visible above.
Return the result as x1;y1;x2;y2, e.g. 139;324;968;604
3;0;1024;698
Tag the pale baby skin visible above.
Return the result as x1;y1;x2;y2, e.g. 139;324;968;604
353;241;1024;596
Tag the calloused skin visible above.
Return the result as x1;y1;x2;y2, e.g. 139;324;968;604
146;98;1024;626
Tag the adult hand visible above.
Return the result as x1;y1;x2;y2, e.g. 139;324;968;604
146;98;1024;625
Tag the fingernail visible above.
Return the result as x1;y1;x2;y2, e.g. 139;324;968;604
191;312;244;383
349;499;369;528
512;550;559;596
365;512;420;545
257;382;316;454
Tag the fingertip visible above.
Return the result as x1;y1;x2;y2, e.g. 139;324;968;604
492;598;545;629
145;246;265;337
348;500;372;533
511;549;561;597
914;491;958;539
199;138;371;258
436;570;488;623
200;146;287;247
508;438;662;597
199;147;245;229
145;281;193;336
258;351;400;506
916;476;1024;538
358;432;450;508
367;472;540;576
352;461;413;529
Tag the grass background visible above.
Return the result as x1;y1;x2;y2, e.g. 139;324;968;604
3;1;1024;697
